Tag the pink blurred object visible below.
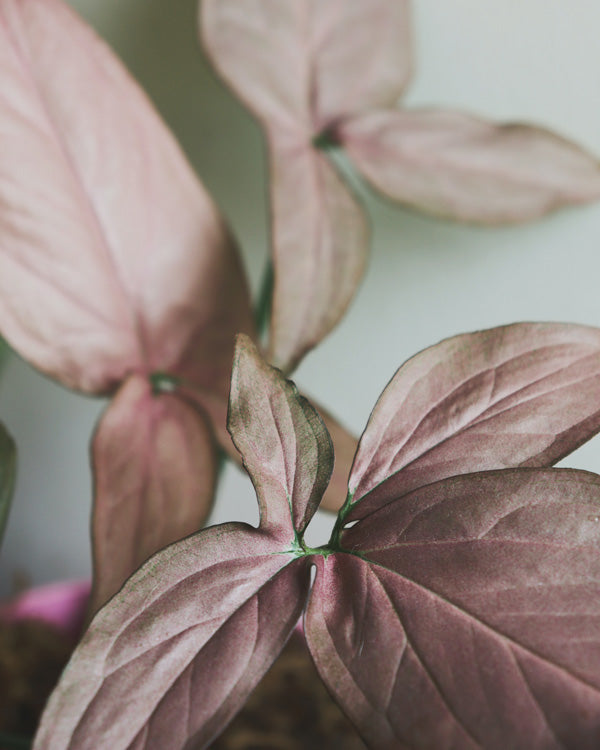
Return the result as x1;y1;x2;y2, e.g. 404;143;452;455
0;580;90;641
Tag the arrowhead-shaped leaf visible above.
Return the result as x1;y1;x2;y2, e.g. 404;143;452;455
348;322;600;520
90;375;219;613
200;0;411;135
186;362;357;516
202;0;408;372
307;469;600;749
0;0;251;393
0;422;16;549
267;141;369;373
34;524;310;750
228;335;333;535
340;109;600;223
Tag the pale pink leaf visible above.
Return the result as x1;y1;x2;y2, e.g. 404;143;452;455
228;335;333;535
348;322;600;519
34;524;309;750
268;140;369;372
200;0;411;136
0;0;251;393
90;375;218;613
308;469;600;749
340;109;600;223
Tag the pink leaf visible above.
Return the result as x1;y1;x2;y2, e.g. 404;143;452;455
307;469;600;749
185;372;357;516
34;525;309;750
228;335;333;536
267;140;369;372
348;322;600;519
339;109;600;223
200;0;411;136
0;0;249;392
90;375;218;613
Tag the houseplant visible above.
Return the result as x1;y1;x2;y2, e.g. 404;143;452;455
1;0;600;748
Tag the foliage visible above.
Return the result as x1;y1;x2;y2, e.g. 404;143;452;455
0;0;598;747
35;332;600;748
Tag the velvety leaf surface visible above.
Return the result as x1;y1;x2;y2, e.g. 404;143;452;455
90;375;218;613
184;370;357;516
339;109;600;223
348;322;600;520
200;0;411;135
34;525;310;750
267;140;369;373
0;421;16;548
308;469;600;749
0;0;250;393
228;335;333;535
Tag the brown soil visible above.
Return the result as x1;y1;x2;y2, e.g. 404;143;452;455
0;624;366;749
212;633;367;750
0;619;72;739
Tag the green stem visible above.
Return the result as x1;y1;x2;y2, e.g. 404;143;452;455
328;490;355;550
254;260;274;338
149;371;180;395
312;127;339;151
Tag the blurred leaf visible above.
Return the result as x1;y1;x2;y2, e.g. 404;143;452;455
0;421;16;548
0;337;10;374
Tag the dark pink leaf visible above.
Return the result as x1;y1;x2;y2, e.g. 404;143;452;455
307;469;600;749
90;375;218;613
267;140;369;372
200;0;411;136
0;0;251;393
228;335;333;535
34;524;310;750
184;371;357;516
339;109;600;223
348;322;600;520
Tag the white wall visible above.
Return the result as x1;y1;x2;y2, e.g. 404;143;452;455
2;0;600;593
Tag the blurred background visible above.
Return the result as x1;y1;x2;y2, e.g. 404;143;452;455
1;0;600;594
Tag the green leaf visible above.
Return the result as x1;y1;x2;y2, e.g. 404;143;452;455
0;337;10;374
0;421;16;548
